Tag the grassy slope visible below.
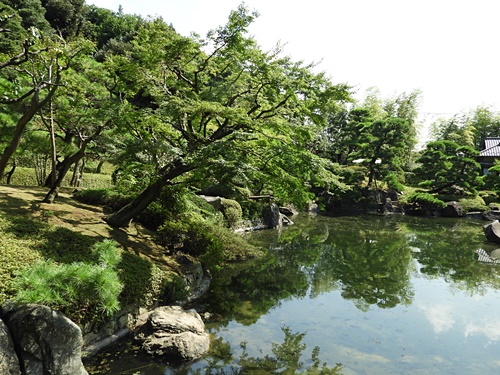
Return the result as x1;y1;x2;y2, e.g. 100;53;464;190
0;185;180;304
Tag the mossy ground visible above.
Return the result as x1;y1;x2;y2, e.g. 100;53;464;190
0;185;181;310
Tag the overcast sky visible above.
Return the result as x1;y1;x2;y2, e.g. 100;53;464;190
87;0;500;139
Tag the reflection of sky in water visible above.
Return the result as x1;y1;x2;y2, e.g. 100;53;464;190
211;269;500;375
414;276;500;345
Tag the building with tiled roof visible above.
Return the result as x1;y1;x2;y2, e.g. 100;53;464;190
478;137;500;174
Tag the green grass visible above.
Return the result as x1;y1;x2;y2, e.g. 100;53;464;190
0;216;44;302
0;210;166;325
2;166;112;188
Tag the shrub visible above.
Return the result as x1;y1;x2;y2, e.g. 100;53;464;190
157;215;261;268
162;273;190;304
220;198;242;228
385;172;405;192
12;240;123;324
457;195;488;212
118;252;165;308
1;167;112;188
406;192;446;209
73;188;132;210
479;190;499;206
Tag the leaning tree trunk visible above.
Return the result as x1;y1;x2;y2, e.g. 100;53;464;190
0;97;41;177
95;159;105;174
43;157;73;203
43;144;89;203
103;160;194;228
0;79;60;177
5;160;16;184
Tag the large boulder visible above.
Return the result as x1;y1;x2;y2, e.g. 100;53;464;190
1;304;88;375
442;201;464;217
135;306;210;363
0;318;21;375
484;221;500;244
262;203;282;229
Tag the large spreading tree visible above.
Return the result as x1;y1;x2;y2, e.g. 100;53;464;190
101;5;350;227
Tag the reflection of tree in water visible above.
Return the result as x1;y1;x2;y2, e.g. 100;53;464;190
312;217;414;311
200;326;343;375
403;218;500;293
85;326;343;374
196;215;415;324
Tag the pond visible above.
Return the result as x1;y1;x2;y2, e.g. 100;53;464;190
85;213;500;374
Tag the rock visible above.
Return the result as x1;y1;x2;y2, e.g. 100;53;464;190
442;201;464;217
489;203;500;211
281;214;294;226
262;203;282;229
1;304;88;375
0;318;21;375
484;221;500;244
490;249;500;259
464;211;484;220
135;306;210;363
200;195;224;211
482;210;500;221
381;198;404;214
279;206;298;216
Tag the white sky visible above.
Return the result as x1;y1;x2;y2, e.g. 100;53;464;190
86;0;500;140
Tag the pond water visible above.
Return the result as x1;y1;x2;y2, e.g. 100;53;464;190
86;213;500;374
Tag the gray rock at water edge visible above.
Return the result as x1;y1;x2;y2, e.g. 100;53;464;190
482;210;500;221
262;203;282;229
1;304;88;375
279;206;298;217
442;201;464;217
484;221;500;244
0;318;21;375
135;306;210;363
490;249;500;259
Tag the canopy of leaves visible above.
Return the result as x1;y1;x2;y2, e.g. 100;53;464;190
414;140;481;194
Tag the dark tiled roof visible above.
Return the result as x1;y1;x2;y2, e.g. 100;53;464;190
485;138;500;148
481;138;500;157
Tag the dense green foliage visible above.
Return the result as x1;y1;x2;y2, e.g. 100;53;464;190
415;140;481;194
3;0;500;333
2;0;500;210
12;240;123;323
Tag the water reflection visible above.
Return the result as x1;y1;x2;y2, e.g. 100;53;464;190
200;215;418;320
87;214;500;374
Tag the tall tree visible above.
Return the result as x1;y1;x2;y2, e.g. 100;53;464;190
102;6;350;227
414;140;480;194
41;0;85;38
351;117;413;187
0;36;93;177
39;57;115;202
429;106;500;150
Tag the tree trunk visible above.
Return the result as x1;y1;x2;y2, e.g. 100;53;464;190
43;158;73;203
103;179;165;227
71;158;85;187
43;143;89;203
48;101;57;188
0;97;41;177
0;78;60;177
103;160;194;228
96;160;104;174
70;158;83;187
5;161;16;184
428;181;455;194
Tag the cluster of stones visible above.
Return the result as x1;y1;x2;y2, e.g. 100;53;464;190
0;303;210;374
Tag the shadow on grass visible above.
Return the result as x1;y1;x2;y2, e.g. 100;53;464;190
4;216;98;264
0;191;41;215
